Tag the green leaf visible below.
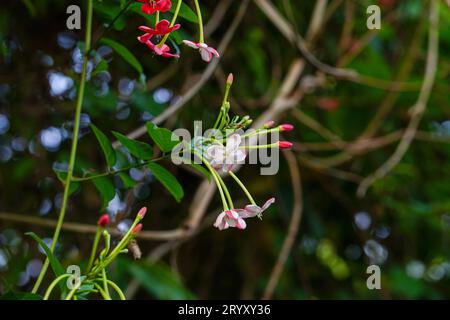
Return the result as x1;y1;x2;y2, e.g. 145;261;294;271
91;124;117;168
127;262;194;299
93;2;126;30
170;2;198;23
112;131;153;160
100;38;143;75
0;291;42;300
91;59;108;77
25;232;67;295
92;176;116;210
148;162;184;202
146;122;180;153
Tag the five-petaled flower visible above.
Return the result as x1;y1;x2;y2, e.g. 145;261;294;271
138;19;180;43
182;40;220;62
206;134;246;173
137;0;172;15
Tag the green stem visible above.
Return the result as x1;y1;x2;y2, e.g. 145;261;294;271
239;143;278;150
192;150;229;210
71;156;166;182
65;279;83;300
106;280;126;300
157;0;182;48
193;0;204;43
32;0;94;294
101;265;111;299
91;0;133;50
43;274;71;300
93;282;110;300
229;171;256;205
213;169;234;209
86;228;101;272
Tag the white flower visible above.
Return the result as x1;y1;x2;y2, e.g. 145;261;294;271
182;40;220;62
205;134;246;173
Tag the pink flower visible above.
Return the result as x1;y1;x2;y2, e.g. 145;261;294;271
138;19;180;43
213;198;275;231
214;210;246;231
138;35;179;58
137;0;172;15
182;40;219;62
240;198;275;219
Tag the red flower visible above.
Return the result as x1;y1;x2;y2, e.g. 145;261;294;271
140;37;179;58
137;19;180;43
137;20;179;58
137;0;172;15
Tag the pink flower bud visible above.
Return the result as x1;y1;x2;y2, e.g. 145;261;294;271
263;120;275;129
279;124;294;132
227;73;234;85
137;207;147;219
132;224;143;235
97;214;110;228
278;141;293;149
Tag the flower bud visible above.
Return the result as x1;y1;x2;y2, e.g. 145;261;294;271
263;120;275;129
279;124;294;132
97;214;110;228
137;207;147;219
278;141;293;149
132;224;143;235
227;73;234;85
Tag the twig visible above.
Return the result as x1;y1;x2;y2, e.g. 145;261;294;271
0;211;185;241
357;0;439;197
262;151;303;299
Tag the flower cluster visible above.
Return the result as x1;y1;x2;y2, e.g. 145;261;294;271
176;74;294;231
136;0;219;62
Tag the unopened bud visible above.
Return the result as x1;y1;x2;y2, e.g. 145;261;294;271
137;207;147;219
132;223;143;235
227;73;234;85
279;124;294;132
278;141;293;149
97;214;110;228
263;120;275;129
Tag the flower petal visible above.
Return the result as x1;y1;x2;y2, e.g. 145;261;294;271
206;46;220;58
261;197;275;211
242;205;261;218
226;134;242;153
183;40;200;49
199;48;213;62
